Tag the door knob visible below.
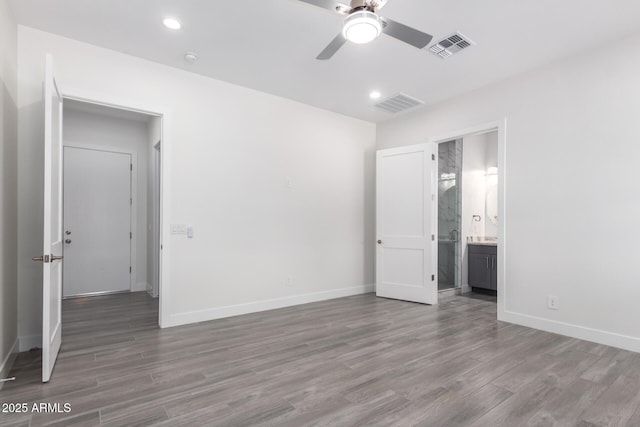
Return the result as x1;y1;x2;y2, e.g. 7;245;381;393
377;240;383;244
65;230;71;235
32;255;50;263
65;239;72;244
50;255;63;262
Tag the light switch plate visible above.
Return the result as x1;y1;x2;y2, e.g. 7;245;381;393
170;224;187;235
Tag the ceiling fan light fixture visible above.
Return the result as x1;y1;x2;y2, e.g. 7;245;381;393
342;11;382;44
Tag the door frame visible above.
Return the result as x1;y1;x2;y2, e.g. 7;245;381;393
62;145;136;295
151;141;161;298
61;88;172;328
430;119;507;319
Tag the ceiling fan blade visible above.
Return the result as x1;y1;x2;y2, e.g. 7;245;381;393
297;0;350;14
380;17;433;49
316;34;347;60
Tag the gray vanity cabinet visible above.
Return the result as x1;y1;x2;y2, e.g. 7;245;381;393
468;244;497;291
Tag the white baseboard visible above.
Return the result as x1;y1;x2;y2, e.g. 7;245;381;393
18;335;42;352
0;339;18;390
166;284;375;328
499;310;640;354
132;282;148;292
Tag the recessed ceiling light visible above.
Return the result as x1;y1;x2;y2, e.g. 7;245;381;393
162;17;182;30
369;91;382;100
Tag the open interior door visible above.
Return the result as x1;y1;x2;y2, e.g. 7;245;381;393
35;54;64;382
376;143;437;304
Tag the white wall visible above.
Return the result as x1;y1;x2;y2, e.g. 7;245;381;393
63;107;150;292
146;116;161;297
459;131;498;288
484;134;498;237
377;31;640;352
17;26;376;341
460;132;489;288
0;0;18;382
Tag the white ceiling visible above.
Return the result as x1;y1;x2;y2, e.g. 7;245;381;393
10;0;640;123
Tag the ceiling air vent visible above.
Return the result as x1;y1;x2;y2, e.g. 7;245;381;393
374;93;424;114
427;32;475;59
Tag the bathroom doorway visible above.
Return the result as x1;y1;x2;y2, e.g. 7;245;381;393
437;139;462;291
437;130;499;295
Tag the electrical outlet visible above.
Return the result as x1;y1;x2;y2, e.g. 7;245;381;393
547;295;559;310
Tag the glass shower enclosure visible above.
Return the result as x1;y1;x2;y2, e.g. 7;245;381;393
437;139;462;291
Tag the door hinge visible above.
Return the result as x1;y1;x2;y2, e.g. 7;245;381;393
130;163;133;171
130;232;132;239
129;266;132;273
432;154;435;161
130;198;133;205
432;234;435;241
431;274;435;281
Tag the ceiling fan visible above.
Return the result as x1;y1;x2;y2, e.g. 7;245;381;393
298;0;433;60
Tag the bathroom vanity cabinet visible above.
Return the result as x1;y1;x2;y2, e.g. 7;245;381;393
468;244;497;291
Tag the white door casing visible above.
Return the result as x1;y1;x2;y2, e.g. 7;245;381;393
41;54;63;382
376;143;437;305
152;142;161;298
63;147;132;297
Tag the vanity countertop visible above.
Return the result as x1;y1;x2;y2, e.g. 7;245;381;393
467;236;498;246
468;241;497;247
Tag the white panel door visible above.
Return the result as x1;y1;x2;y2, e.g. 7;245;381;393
40;54;63;382
63;147;132;297
376;144;437;304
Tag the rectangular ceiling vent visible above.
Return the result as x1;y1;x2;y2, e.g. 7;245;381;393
374;93;424;114
427;32;475;59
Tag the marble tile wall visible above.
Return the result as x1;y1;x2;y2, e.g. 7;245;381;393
437;140;462;288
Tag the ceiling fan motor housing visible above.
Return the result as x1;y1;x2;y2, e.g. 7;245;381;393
349;0;370;10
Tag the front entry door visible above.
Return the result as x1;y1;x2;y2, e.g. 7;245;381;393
375;144;437;304
63;147;132;297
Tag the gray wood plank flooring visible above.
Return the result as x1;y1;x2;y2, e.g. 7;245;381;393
1;292;639;426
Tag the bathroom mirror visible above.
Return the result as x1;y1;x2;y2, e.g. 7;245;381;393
485;168;498;235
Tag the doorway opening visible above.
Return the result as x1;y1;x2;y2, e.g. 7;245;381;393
61;99;163;322
437;139;462;292
435;126;501;300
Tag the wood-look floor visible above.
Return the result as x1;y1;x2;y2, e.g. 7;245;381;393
2;292;640;427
